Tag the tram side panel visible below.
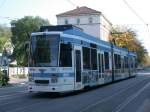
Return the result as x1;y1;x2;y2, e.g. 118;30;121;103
113;53;124;80
81;46;100;87
103;51;113;83
81;45;114;87
128;55;137;77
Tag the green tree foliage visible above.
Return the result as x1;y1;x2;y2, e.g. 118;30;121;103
0;71;9;86
110;26;150;66
139;51;150;66
0;25;12;52
11;16;50;66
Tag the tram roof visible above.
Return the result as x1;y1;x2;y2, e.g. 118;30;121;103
128;52;137;57
38;25;135;55
60;25;128;52
40;25;83;32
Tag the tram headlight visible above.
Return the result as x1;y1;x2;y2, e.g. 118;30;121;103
51;74;58;83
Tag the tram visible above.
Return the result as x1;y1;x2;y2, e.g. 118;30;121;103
28;25;137;92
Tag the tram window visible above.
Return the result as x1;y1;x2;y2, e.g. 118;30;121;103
133;58;136;68
129;58;132;68
114;54;117;69
59;43;72;67
131;58;134;68
122;58;125;72
124;57;128;68
91;49;97;70
98;54;101;73
131;59;133;68
32;35;59;67
114;54;121;69
101;54;104;73
118;55;121;69
104;52;109;69
135;58;137;68
83;47;90;69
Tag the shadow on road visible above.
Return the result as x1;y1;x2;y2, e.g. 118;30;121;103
29;89;90;99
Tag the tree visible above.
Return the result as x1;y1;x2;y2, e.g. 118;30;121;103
110;26;150;66
11;16;50;66
0;25;12;53
143;52;150;66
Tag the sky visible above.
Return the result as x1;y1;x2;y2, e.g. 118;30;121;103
0;0;150;55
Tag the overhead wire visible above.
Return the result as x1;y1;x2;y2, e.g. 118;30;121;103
122;0;150;37
66;0;78;8
122;0;147;25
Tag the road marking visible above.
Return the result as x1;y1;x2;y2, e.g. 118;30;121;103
0;91;27;100
0;85;27;90
6;101;45;112
0;90;27;97
79;78;149;112
137;73;150;75
113;82;150;112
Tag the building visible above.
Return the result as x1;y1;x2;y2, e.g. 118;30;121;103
56;6;112;41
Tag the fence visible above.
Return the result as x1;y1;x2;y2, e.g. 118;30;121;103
9;67;28;79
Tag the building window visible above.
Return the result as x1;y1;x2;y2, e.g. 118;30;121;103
89;17;93;24
65;19;68;25
77;18;80;24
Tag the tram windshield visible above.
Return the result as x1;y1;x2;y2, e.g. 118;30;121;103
30;34;59;67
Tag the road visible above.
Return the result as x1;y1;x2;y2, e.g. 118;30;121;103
0;69;150;112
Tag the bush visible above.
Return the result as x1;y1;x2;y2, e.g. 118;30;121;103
0;71;9;86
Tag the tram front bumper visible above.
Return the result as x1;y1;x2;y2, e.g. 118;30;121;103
28;84;74;92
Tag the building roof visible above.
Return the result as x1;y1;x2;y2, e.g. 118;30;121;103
56;6;101;16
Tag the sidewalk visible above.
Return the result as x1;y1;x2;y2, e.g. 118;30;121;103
9;78;28;86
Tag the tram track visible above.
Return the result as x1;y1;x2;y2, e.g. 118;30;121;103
79;76;150;112
0;91;27;101
0;76;149;112
112;82;150;112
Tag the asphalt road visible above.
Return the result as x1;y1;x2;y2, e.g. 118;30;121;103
0;69;150;112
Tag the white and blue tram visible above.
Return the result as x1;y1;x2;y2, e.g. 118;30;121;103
28;25;137;92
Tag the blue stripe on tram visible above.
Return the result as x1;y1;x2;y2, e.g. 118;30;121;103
32;73;74;78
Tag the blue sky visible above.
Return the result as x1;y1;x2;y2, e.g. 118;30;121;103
0;0;150;55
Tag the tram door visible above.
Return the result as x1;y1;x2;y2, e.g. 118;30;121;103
98;52;105;84
74;46;82;90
